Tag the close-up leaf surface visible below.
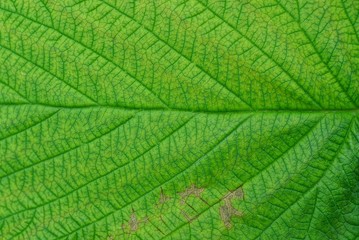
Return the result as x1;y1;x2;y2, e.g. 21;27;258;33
0;0;358;239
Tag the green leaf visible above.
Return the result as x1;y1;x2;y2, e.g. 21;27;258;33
0;0;358;239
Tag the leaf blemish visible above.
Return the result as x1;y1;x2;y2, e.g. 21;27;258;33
220;187;244;229
122;209;148;234
179;184;205;205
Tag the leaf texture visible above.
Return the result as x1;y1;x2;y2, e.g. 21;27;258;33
0;0;358;239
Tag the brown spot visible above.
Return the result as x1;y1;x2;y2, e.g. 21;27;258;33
225;187;244;201
220;187;244;229
220;202;243;228
129;212;139;232
179;184;204;205
122;209;148;234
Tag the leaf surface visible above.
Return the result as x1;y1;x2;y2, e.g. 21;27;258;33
0;0;358;239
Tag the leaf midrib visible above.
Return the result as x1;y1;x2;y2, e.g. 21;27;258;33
1;103;358;114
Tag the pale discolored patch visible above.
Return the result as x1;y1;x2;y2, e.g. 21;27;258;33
225;187;244;201
122;209;148;234
179;184;205;205
220;187;244;228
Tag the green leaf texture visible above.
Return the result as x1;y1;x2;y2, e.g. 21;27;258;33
0;0;358;239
